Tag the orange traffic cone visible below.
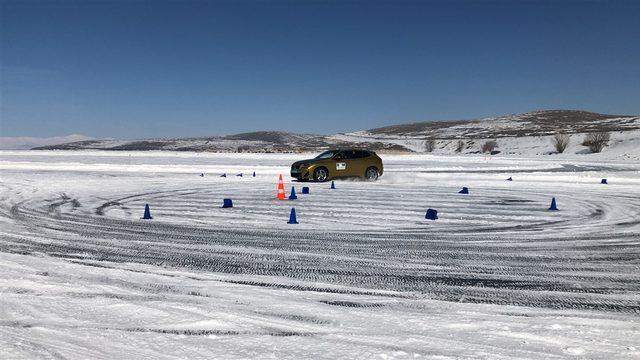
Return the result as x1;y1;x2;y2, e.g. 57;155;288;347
276;174;286;200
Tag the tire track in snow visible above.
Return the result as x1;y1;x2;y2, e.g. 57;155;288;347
1;157;639;314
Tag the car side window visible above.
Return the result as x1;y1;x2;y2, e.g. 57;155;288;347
336;150;353;160
344;150;359;159
355;150;369;158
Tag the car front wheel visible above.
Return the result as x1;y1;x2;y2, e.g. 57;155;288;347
313;167;329;182
365;167;379;181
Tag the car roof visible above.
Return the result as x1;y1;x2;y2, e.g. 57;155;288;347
327;149;373;152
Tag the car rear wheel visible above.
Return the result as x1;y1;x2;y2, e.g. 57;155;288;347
313;167;329;182
365;167;379;181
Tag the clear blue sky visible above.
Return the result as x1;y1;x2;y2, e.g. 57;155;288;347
1;0;639;138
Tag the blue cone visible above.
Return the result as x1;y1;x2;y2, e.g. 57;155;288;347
601;178;608;184
253;171;256;177
222;198;233;208
236;173;243;177
425;208;438;220
287;207;299;224
506;177;513;181
330;181;336;189
301;186;310;194
549;197;558;211
142;204;153;219
289;186;297;200
220;173;227;177
458;187;469;194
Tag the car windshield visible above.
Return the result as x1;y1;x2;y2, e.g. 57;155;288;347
315;150;337;159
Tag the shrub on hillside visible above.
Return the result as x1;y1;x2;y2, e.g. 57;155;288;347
481;140;498;153
424;138;436;152
582;131;610;153
552;133;570;153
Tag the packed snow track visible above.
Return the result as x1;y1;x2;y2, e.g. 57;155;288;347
1;151;639;359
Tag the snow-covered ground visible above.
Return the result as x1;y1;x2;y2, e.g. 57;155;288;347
1;150;639;359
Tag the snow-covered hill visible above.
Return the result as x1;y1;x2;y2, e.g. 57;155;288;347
332;110;640;158
32;110;640;157
365;110;639;137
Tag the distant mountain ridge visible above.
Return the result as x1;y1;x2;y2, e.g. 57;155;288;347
33;131;408;153
0;134;94;150
31;110;640;154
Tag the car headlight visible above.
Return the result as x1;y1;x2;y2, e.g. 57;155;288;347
299;162;310;167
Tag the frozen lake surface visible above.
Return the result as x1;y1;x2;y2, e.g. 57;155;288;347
1;151;639;358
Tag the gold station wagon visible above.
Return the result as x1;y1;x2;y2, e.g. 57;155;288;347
290;149;384;182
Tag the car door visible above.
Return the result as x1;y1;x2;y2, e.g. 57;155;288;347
352;150;370;176
333;150;359;177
